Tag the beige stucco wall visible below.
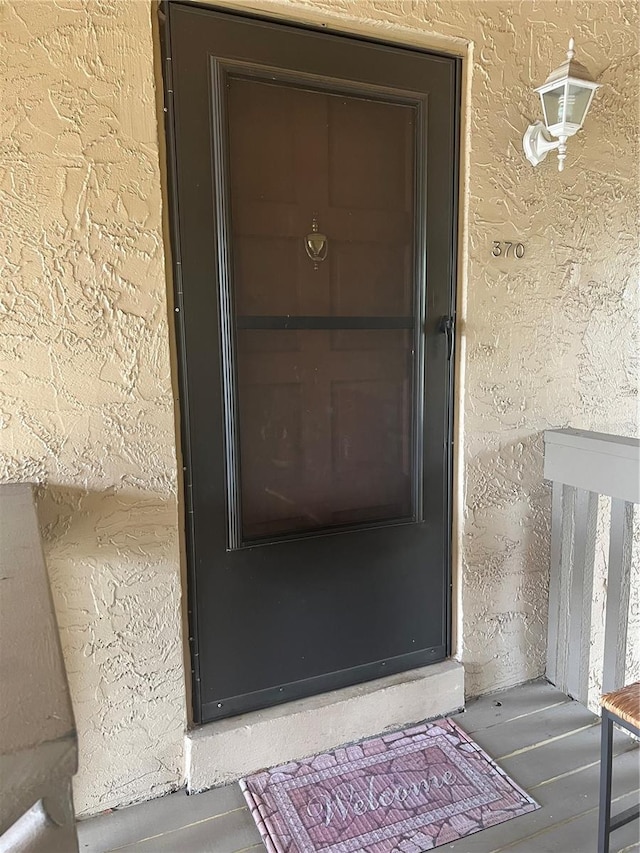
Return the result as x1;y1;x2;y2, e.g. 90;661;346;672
0;0;186;814
1;0;638;815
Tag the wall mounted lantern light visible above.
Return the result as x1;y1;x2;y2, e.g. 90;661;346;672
523;38;600;171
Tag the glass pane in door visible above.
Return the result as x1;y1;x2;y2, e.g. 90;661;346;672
227;75;418;541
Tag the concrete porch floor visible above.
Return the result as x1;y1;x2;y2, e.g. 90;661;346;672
78;680;640;853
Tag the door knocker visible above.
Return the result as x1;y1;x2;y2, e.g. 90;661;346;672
304;215;328;270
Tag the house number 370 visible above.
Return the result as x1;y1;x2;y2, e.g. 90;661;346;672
492;241;525;258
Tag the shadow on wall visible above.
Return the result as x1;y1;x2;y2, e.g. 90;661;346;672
35;483;179;566
32;482;184;742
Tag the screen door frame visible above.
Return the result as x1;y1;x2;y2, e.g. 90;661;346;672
160;0;461;724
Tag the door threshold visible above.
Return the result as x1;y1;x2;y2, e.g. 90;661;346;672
185;659;464;793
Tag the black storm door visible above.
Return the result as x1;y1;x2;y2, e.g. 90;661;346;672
163;3;459;723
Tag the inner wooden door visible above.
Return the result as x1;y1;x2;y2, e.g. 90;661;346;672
163;3;460;723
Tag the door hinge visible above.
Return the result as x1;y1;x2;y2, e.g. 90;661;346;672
164;54;174;97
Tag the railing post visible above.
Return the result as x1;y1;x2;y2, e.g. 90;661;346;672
549;484;576;693
546;481;564;686
566;489;598;704
601;499;634;694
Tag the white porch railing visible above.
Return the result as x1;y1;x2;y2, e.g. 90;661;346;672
544;428;640;706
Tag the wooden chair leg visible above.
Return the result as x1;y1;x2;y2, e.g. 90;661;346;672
598;708;614;853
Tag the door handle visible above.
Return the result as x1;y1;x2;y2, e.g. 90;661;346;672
439;315;455;360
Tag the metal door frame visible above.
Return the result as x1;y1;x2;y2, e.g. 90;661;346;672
159;0;460;725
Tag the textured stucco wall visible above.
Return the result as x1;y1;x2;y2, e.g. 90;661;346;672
1;0;638;815
0;0;186;815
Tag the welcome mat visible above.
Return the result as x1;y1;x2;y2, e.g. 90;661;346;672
240;718;539;852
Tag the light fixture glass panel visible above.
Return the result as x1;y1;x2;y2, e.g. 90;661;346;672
540;84;564;128
564;84;594;127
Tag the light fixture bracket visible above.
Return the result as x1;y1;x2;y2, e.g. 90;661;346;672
523;121;560;167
